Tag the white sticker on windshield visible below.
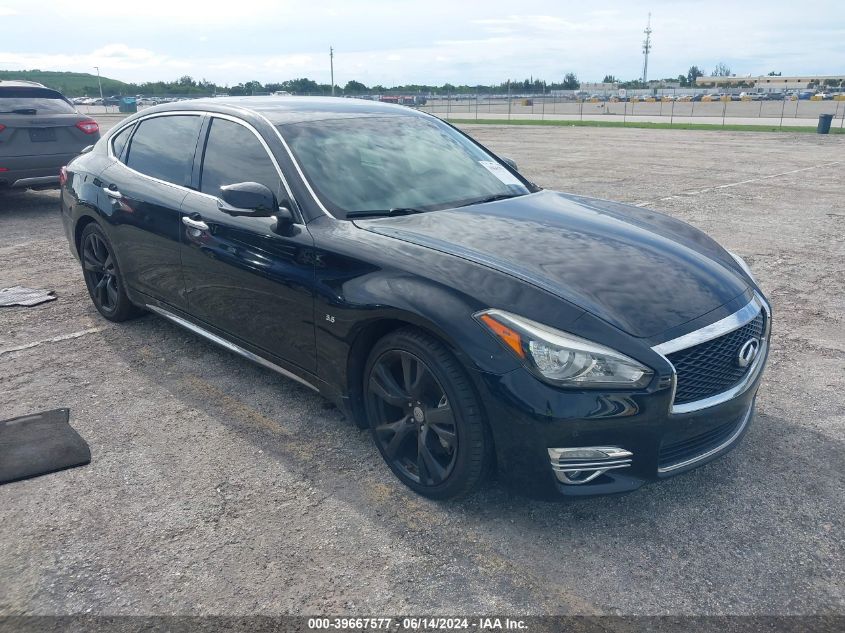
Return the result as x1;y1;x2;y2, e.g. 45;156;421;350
479;161;523;186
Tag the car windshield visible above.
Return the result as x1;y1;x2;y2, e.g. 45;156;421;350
278;115;531;218
0;87;76;114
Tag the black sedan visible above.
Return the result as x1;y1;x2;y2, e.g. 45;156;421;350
60;97;770;499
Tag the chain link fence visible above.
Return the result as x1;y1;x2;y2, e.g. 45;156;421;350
407;87;845;128
77;87;845;129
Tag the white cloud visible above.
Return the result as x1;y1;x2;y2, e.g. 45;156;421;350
0;2;843;86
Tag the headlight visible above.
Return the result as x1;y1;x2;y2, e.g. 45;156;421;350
727;251;757;283
474;309;653;389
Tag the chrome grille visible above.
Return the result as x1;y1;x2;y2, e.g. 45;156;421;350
666;311;765;405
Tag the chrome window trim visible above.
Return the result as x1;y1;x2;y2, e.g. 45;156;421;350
109;121;136;160
652;293;770;414
145;304;319;392
106;110;302;220
657;401;754;473
253;110;334;217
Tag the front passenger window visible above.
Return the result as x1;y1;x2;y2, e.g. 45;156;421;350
200;118;283;201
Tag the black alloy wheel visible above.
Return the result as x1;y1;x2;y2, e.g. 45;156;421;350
80;223;140;322
364;328;491;499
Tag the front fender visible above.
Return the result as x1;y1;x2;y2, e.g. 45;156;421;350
314;268;523;399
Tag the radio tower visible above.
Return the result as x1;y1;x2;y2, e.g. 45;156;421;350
641;13;653;85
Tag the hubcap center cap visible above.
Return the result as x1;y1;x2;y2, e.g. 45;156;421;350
412;406;425;424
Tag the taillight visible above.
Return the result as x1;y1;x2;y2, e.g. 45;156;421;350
75;120;99;135
0;124;6;133
59;166;68;187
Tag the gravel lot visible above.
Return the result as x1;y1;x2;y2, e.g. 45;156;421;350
1;122;843;616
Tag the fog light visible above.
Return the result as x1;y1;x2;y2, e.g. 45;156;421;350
548;446;633;485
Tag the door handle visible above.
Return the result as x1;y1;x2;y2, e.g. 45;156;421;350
103;186;121;199
182;215;209;231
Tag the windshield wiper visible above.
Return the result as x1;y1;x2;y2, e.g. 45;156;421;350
454;193;524;208
0;108;38;115
347;207;428;219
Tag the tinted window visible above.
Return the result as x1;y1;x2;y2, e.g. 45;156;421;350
200;118;282;200
0;87;77;114
111;125;134;161
126;115;202;186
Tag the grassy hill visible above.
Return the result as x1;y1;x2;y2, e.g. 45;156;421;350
0;69;130;97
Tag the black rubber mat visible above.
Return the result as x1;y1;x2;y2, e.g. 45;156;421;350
0;409;90;484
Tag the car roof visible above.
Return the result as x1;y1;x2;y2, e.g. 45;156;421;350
145;96;424;125
0;80;49;89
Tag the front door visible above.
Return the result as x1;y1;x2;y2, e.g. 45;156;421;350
179;116;316;371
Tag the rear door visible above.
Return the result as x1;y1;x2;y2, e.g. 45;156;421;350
0;86;99;171
98;113;204;310
179;115;317;371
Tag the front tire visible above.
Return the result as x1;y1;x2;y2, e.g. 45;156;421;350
79;223;140;322
364;328;492;499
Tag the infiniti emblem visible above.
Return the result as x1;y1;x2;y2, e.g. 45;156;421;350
737;337;761;368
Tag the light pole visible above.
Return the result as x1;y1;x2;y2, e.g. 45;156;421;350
94;66;104;104
329;47;335;96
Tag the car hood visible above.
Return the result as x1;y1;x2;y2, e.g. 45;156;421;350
354;191;749;339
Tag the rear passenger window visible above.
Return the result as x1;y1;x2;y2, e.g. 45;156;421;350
111;125;133;161
200;118;283;200
126;115;202;186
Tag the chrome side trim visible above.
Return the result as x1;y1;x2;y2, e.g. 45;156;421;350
658;402;754;474
653;293;770;414
145;304;319;392
652;295;763;355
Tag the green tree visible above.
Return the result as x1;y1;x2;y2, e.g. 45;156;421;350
687;65;703;86
767;71;782;76
711;62;732;77
562;72;579;90
602;75;617;83
344;80;368;94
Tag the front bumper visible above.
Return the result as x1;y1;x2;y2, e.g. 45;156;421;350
472;298;770;498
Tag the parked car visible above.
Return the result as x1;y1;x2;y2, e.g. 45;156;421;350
0;80;100;190
60;98;770;499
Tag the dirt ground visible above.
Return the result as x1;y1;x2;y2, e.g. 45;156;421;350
1;123;843;616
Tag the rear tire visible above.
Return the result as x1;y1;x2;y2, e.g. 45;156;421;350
363;327;492;499
79;223;141;322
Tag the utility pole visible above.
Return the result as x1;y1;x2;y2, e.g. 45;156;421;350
329;47;335;96
641;13;652;85
94;66;104;102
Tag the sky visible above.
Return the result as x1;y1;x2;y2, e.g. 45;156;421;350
1;0;843;87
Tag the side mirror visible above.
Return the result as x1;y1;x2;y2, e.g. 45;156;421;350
501;156;518;171
217;182;278;217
